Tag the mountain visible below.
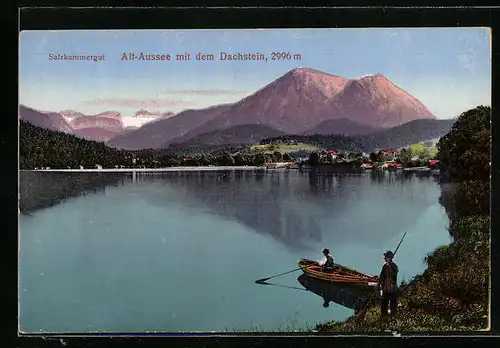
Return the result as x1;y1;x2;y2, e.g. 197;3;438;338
19;105;73;133
107;104;233;150
301;118;383;136
261;118;455;153
135;110;175;118
170;68;351;144
70;111;124;131
59;110;86;118
327;74;435;128
72;127;124;142
166;69;435;146
361;118;456;150
36;67;436;150
171;124;288;147
64;111;124;141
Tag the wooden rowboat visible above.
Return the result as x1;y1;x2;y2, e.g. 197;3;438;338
298;259;379;288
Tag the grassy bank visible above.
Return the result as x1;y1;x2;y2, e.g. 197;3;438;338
251;143;319;154
225;320;314;333
313;106;491;333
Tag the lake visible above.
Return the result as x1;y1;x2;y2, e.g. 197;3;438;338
18;169;452;333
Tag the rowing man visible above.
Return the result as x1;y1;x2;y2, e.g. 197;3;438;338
318;248;335;271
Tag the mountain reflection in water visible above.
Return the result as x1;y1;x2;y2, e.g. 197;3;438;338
131;170;441;252
19;170;442;253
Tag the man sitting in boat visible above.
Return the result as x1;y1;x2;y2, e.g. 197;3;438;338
318;248;335;272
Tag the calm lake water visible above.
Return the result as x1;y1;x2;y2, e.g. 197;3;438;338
19;170;451;333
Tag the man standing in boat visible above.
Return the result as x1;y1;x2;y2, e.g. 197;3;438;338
379;250;399;317
318;248;335;272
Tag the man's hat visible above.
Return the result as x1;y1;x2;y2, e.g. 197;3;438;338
323;248;330;254
384;250;394;258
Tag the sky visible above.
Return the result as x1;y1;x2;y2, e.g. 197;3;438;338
19;28;491;127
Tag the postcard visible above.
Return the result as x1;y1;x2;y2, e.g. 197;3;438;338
18;28;491;334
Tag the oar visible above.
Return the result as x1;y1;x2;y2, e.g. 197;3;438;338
257;280;309;292
255;267;302;284
255;261;317;284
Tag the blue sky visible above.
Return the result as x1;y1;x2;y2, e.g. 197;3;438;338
19;28;491;120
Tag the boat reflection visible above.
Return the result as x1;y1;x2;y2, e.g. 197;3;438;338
297;273;373;313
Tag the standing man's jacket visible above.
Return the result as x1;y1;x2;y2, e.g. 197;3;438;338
379;261;398;294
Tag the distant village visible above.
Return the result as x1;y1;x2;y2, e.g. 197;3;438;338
32;138;441;173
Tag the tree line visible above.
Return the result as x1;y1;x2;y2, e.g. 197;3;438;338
19;121;298;169
423;105;490;328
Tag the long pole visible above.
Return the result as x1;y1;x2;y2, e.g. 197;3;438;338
255;262;317;284
356;232;407;322
255;267;302;284
393;232;407;257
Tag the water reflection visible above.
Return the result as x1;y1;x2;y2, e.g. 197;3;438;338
132;170;441;252
19;170;442;253
19;171;125;214
297;274;372;312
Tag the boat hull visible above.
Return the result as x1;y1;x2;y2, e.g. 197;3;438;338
298;259;379;288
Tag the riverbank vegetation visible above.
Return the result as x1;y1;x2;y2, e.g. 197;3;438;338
314;105;491;333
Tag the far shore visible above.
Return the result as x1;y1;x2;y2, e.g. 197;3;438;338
20;165;439;173
20;166;268;172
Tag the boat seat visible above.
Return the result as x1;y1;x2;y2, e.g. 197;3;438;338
321;266;336;273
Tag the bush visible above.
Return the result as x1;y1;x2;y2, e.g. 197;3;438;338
449;215;490;241
424;244;460;273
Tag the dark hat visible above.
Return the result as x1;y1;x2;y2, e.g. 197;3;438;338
384;250;394;258
323;248;330;254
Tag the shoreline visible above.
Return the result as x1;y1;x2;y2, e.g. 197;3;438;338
19;166;440;173
20;166;267;172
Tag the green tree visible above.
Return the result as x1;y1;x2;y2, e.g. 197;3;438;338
347;152;358;160
233;153;246;166
377;150;387;162
369;152;380;162
399;148;413;167
217;151;235;166
308;152;319;166
410;142;431;160
196;153;209;166
282;153;292;162
437;105;490;181
273;151;283;162
253;153;266;166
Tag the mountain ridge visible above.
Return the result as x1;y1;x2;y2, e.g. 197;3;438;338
148;68;435;148
22;67;438;150
259;118;455;153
